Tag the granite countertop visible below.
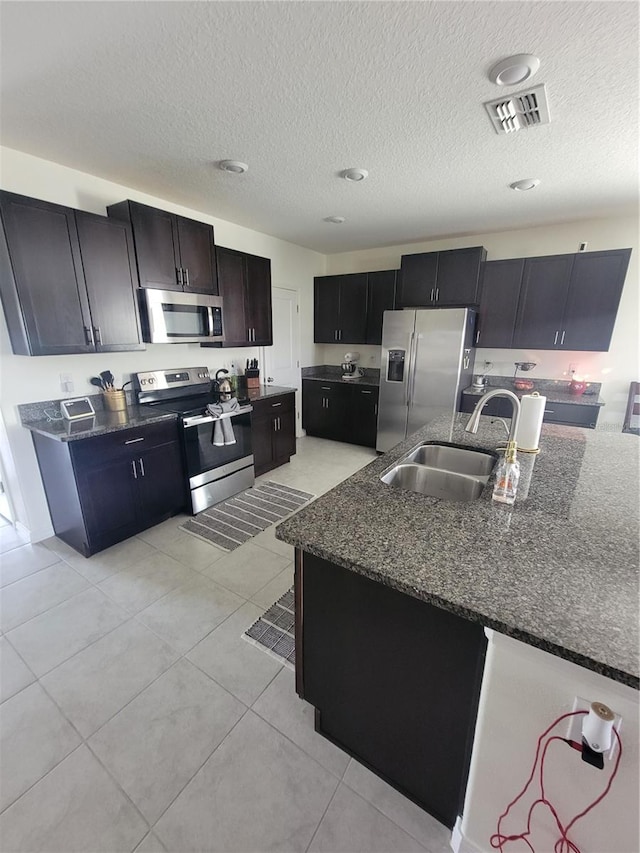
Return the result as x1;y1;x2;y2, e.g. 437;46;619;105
19;384;296;442
462;380;605;407
277;415;640;688
21;404;177;442
302;373;380;390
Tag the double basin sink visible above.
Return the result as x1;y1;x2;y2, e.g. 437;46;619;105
380;441;498;502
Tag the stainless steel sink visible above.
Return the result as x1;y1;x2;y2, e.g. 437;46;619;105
380;464;486;502
402;442;497;477
380;442;498;501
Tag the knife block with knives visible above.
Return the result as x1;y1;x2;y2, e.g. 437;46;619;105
245;359;260;389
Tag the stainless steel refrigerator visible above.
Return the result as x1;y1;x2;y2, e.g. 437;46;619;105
376;308;476;452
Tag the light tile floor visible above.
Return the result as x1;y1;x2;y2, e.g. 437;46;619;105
0;436;452;852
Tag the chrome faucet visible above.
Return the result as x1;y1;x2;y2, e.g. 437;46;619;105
465;388;521;443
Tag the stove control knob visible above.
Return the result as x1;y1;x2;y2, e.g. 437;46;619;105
148;377;155;384
140;379;147;385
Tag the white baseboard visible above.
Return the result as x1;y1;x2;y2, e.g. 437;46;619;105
450;816;485;853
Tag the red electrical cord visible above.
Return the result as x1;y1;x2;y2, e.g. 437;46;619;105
490;710;623;853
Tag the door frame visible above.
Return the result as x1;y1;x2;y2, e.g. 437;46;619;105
261;286;303;436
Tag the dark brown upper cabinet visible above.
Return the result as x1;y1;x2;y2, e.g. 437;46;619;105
398;247;486;308
514;249;631;352
107;200;218;295
0;191;143;356
207;246;272;347
366;270;397;345
475;259;525;348
314;273;368;344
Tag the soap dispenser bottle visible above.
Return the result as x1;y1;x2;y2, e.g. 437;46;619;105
492;440;520;505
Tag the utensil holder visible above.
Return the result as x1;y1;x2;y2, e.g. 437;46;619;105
102;390;127;412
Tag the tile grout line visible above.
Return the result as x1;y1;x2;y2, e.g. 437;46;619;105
303;772;342;853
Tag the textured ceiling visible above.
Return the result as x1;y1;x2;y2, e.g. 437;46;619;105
1;1;638;253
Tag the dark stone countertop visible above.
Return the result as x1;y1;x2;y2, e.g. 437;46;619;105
20;405;177;442
462;379;605;407
302;373;380;390
277;414;640;688
19;384;296;442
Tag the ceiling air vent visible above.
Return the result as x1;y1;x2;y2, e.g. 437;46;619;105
484;84;550;135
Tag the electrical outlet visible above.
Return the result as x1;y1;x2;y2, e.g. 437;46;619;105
59;373;74;393
568;362;577;376
566;697;622;760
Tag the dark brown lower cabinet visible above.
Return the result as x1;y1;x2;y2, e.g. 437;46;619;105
459;394;601;428
32;420;186;556
302;380;379;447
296;551;487;829
251;392;296;476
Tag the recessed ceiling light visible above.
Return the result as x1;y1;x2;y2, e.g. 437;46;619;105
341;168;369;182
489;54;540;86
324;216;346;224
510;178;540;191
218;160;248;174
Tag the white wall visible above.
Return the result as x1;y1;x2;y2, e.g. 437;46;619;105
325;217;640;429
460;632;639;853
0;147;326;540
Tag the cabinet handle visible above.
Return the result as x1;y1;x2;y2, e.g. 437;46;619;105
131;460;137;479
430;288;434;302
93;327;102;345
475;329;480;344
375;403;378;416
124;437;144;444
176;267;183;287
277;417;281;430
271;402;282;407
320;386;331;390
545;409;555;414
435;288;440;302
339;329;342;341
184;268;190;288
84;326;95;346
360;390;372;394
139;458;145;477
252;328;256;341
560;330;566;345
553;331;559;345
273;418;277;432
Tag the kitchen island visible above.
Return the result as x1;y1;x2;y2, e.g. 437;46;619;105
276;415;639;850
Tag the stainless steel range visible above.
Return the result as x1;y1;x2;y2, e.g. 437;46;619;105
136;366;254;514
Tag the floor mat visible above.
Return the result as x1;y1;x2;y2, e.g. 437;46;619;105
242;587;295;669
179;481;314;552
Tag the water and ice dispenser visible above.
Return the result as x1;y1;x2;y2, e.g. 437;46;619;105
387;349;406;382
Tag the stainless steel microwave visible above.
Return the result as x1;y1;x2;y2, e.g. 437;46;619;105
140;289;224;344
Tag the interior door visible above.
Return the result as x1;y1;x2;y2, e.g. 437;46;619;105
376;310;414;452
407;308;468;437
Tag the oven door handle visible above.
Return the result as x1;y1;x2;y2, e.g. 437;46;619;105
182;405;253;428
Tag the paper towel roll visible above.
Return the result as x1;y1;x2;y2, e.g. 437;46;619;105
514;392;546;452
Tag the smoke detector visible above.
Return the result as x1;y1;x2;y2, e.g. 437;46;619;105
510;179;540;191
489;54;540;86
218;160;248;173
341;168;368;182
484;84;550;134
324;216;346;224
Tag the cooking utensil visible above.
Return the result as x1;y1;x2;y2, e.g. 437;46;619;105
100;370;115;390
90;376;105;391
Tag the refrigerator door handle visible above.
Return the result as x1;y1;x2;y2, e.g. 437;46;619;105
407;332;419;406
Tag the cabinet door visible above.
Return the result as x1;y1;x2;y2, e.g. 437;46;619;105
176;216;218;295
338;274;368;343
513;254;574;349
216;247;249;346
366;270;397;345
245;253;272;345
0;191;94;355
251;409;275;476
75;212;144;352
135;441;185;527
398;252;438;307
273;406;296;463
476;259;524;348
561;250;631;352
351;387;379;447
436;247;485;305
127;202;181;290
314;276;341;343
75;456;140;552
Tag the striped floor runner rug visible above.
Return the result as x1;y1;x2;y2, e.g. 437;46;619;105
179;481;314;552
242;586;295;669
